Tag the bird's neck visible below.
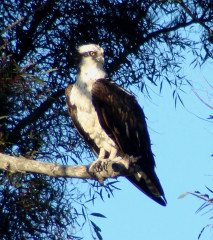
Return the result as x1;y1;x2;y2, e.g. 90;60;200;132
77;61;106;90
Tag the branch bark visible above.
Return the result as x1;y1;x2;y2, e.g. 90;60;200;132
0;153;134;183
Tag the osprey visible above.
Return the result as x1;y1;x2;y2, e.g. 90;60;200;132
65;44;166;206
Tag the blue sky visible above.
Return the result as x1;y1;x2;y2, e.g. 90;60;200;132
79;59;213;240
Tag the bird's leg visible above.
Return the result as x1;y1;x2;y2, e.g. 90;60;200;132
108;148;118;160
98;148;106;159
88;148;130;184
107;148;132;173
108;148;130;167
89;147;107;172
89;148;108;174
88;148;109;184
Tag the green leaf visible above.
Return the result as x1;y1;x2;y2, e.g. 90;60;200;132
90;213;106;218
0;115;9;120
90;220;103;240
41;68;58;74
178;192;189;199
82;207;86;221
32;77;47;85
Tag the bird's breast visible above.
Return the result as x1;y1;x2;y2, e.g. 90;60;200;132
70;84;116;151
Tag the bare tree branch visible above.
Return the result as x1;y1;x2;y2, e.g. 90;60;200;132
175;0;213;38
0;153;134;183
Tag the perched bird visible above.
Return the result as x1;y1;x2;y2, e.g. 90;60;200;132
65;44;166;206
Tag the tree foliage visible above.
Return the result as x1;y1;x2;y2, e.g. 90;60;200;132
1;0;213;239
179;187;213;240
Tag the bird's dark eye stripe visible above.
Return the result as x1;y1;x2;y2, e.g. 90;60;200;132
81;51;96;57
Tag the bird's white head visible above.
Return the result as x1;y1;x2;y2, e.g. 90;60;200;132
77;44;105;67
76;44;107;85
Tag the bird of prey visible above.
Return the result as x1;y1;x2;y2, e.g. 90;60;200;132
65;44;166;206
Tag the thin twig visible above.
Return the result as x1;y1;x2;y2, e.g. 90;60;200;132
192;88;213;110
0;17;25;36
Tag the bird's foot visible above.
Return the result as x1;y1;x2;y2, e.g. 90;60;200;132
88;158;111;185
88;156;135;184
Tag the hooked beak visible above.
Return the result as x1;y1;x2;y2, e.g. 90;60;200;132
96;55;104;65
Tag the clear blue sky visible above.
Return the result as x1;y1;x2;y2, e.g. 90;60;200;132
78;58;213;240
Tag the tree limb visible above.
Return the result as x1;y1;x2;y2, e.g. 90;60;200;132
0;153;134;182
175;0;213;38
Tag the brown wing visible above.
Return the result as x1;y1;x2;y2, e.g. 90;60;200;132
91;79;166;206
91;79;154;164
65;84;99;156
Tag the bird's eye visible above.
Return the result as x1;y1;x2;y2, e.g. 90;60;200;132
89;51;96;57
